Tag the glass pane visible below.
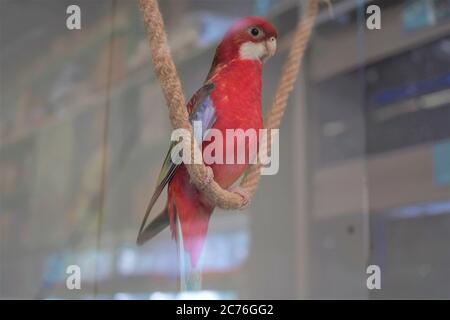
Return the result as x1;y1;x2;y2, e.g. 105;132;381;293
2;0;450;300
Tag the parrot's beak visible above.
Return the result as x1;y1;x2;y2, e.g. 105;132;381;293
262;37;277;63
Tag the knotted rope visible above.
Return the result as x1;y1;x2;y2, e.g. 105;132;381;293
138;0;320;209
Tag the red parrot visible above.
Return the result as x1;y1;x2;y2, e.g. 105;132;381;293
137;17;277;268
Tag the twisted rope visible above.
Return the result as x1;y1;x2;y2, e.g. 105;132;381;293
138;0;320;209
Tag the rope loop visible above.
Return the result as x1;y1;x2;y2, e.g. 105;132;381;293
138;0;321;209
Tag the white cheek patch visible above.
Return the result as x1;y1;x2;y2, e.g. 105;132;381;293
239;41;266;61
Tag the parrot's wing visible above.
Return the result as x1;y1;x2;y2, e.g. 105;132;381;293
137;83;216;245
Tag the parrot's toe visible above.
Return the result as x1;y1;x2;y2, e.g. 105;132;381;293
229;186;251;209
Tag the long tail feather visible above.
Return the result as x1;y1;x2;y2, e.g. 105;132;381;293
137;208;169;245
176;215;202;291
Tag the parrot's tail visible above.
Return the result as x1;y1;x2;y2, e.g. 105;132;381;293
167;181;214;269
176;214;203;291
169;199;213;291
136;208;170;246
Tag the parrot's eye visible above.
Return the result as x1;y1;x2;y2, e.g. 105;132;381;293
249;27;262;38
250;28;259;36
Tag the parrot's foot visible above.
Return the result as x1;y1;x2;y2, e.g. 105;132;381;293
229;186;251;209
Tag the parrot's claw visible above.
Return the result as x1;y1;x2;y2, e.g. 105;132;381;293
230;186;251;209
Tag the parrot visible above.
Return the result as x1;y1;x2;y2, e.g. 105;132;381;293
137;17;278;268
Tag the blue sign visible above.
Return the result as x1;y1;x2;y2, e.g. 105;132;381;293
403;0;435;32
432;141;450;186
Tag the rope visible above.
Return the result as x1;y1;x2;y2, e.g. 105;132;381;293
138;0;320;209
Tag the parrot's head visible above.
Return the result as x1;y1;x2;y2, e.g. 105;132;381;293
213;17;278;65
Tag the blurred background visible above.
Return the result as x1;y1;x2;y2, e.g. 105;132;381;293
1;0;450;299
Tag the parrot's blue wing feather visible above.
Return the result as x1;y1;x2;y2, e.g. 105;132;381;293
190;95;217;144
137;83;216;245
